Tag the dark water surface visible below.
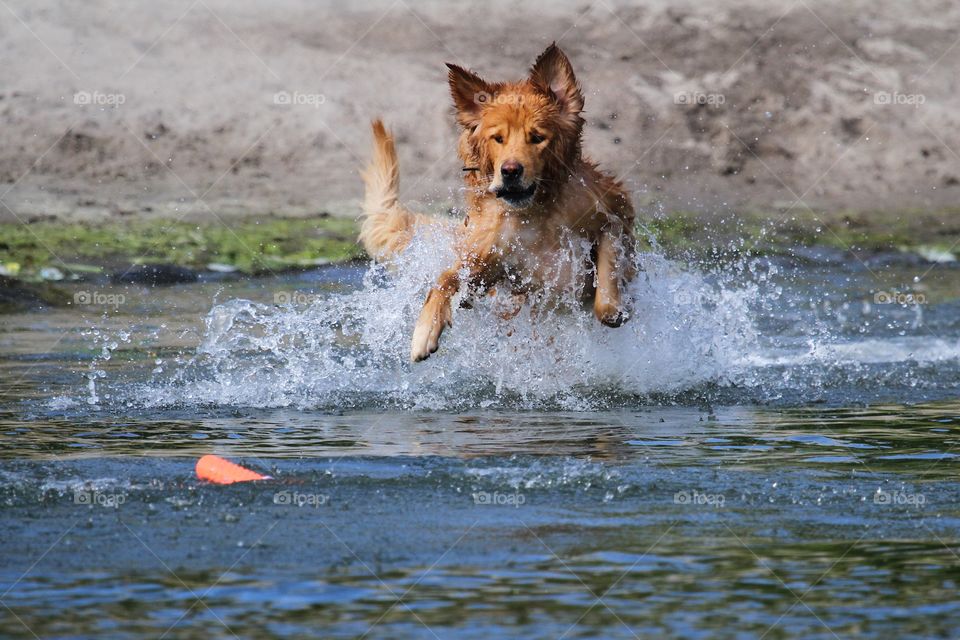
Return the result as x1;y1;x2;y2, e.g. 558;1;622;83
2;258;960;639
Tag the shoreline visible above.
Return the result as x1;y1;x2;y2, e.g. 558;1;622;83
5;209;959;279
2;208;958;312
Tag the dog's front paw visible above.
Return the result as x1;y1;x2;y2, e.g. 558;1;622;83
410;322;442;362
595;302;628;328
410;294;453;362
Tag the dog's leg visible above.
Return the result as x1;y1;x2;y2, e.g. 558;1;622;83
410;267;459;362
594;229;630;327
411;245;501;362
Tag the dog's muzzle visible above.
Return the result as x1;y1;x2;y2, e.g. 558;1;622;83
492;182;537;207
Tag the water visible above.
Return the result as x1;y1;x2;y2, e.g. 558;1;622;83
2;245;960;639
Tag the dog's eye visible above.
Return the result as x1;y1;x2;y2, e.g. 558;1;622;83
493;134;503;144
530;132;546;144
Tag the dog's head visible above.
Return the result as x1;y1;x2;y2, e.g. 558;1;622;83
447;43;585;208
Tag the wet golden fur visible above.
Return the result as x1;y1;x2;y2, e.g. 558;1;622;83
360;44;636;361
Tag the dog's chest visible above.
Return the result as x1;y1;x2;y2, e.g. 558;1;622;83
498;218;593;294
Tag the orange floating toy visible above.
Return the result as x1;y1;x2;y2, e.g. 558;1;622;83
196;454;270;485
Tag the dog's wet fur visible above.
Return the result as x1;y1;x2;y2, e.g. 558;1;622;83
360;43;636;362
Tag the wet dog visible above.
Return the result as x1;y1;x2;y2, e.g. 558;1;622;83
360;43;636;362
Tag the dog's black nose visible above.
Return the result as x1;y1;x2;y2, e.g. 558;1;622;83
501;161;523;180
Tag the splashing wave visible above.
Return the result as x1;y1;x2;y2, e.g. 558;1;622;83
132;231;762;410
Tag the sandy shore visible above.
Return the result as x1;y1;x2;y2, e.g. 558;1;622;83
2;0;960;224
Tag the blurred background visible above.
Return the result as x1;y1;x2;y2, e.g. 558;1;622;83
2;0;960;284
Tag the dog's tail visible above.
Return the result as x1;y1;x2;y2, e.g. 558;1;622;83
360;119;435;261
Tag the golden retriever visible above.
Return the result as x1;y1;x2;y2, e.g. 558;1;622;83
360;43;636;362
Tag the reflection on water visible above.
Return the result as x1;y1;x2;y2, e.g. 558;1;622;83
4;537;959;639
2;405;960;475
2;400;959;639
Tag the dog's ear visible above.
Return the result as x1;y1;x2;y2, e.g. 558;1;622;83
529;43;584;122
447;63;491;128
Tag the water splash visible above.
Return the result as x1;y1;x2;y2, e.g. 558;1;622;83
133;230;762;410
82;328;130;406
